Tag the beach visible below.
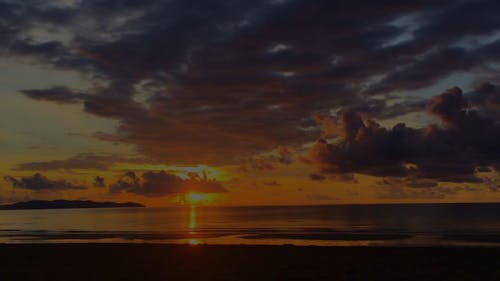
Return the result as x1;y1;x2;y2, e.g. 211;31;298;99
1;244;500;281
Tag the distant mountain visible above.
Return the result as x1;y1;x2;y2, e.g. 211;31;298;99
0;200;145;210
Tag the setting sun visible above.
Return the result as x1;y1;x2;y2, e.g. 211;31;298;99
185;193;209;205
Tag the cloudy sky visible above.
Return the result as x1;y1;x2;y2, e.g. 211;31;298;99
1;0;500;206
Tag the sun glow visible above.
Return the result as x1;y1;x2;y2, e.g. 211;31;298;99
186;192;210;205
188;238;200;245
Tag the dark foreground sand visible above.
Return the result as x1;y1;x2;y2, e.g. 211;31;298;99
1;244;500;281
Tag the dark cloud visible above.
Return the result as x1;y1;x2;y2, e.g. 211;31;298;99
365;0;500;95
376;177;488;199
309;174;326;182
366;47;481;95
345;98;430;121
476;166;493;173
405;178;439;189
239;158;276;172
376;186;460;200
308;84;500;182
5;0;500;169
93;176;105;188
109;171;226;197
239;147;295;172
309;114;420;177
413;0;500;48
379;177;439;189
14;153;145;171
20;87;87;104
4;173;87;191
468;82;500;120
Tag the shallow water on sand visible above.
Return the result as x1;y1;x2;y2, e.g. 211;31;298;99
2;204;500;246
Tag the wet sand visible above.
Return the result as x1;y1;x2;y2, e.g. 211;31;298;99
1;244;500;281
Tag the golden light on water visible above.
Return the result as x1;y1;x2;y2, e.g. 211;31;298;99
188;205;200;245
189;205;196;230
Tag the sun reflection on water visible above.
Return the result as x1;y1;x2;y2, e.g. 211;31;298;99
188;238;200;245
189;206;196;231
187;206;201;245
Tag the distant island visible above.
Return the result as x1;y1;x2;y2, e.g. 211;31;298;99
0;200;145;210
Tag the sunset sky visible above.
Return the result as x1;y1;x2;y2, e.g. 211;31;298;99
1;0;500;207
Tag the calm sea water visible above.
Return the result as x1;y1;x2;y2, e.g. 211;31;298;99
2;204;500;246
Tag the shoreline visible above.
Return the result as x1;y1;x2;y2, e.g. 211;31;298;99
1;243;500;280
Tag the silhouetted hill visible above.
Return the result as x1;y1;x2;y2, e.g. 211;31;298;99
0;200;145;210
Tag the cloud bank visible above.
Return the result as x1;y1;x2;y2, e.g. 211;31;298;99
4;173;87;191
2;0;500;191
109;171;226;197
308;84;500;182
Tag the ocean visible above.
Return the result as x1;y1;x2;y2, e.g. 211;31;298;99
2;203;500;246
